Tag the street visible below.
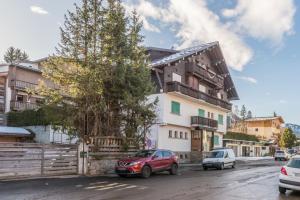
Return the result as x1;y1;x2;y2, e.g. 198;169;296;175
1;159;300;200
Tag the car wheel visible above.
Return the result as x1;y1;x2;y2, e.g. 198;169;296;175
219;163;224;170
169;163;178;175
203;166;208;171
232;161;236;168
141;165;151;178
275;158;277;161
279;186;286;194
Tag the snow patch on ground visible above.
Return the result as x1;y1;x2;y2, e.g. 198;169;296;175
236;156;273;161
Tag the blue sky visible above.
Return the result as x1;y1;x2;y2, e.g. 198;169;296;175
0;0;299;124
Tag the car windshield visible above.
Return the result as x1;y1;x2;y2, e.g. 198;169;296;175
288;149;295;154
276;151;284;154
134;150;155;158
207;151;224;158
287;159;300;169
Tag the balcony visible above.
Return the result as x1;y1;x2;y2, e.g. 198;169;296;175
11;80;38;91
11;101;39;111
165;81;232;110
186;63;223;88
191;116;218;130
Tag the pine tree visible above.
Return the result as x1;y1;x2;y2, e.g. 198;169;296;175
280;128;296;148
40;0;156;143
4;46;29;64
247;110;252;119
240;105;246;120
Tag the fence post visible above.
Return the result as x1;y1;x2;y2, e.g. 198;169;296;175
41;144;45;176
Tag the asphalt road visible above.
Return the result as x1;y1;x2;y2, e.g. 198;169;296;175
1;159;300;200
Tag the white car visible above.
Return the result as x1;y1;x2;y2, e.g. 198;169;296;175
202;148;236;170
278;155;300;194
274;150;288;161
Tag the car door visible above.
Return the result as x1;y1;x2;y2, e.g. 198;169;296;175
223;151;230;167
149;150;164;171
162;150;173;169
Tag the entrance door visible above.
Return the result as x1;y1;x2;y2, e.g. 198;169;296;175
191;130;202;151
242;146;250;157
255;147;261;157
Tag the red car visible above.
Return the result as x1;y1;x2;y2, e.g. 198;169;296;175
115;149;179;178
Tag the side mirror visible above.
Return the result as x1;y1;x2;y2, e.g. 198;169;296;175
152;155;158;160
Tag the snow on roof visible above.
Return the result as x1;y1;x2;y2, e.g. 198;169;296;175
151;42;218;67
245;116;284;123
0;126;32;137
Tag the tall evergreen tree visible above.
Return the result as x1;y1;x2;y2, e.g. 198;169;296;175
280;128;296;148
240;105;246;120
247;110;252;119
4;46;29;64
40;0;156;143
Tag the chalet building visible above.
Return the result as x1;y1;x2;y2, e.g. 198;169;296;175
244;116;284;140
0;59;55;125
146;42;239;161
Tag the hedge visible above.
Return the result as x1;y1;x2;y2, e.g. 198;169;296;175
7;109;51;127
224;131;259;142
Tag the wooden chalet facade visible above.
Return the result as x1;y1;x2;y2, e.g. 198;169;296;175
146;42;239;162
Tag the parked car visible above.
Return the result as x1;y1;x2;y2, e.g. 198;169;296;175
202;148;236;170
115;149;178;178
275;150;288;161
286;149;297;159
278;155;300;194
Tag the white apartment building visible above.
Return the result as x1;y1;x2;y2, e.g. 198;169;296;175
146;42;239;161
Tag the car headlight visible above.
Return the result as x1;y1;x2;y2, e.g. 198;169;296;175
128;161;141;166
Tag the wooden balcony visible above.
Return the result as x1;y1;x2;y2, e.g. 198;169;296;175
90;136;138;152
186;63;223;88
11;101;39;111
11;80;38;91
166;81;232;110
191;116;218;130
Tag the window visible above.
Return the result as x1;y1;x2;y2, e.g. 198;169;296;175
262;147;266;150
171;101;180;115
180;132;183;139
255;128;259;132
214;135;220;145
198;109;205;117
16;95;24;102
174;131;178;138
185;132;188;139
211;113;214;119
162;151;172;158
154;151;163;159
169;130;172;138
218;114;224;125
199;84;206;93
172;73;182;83
208;112;210;118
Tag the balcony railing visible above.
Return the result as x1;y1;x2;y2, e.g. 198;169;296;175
186;63;224;87
11;101;39;111
166;81;232;110
11;80;38;90
191;116;218;130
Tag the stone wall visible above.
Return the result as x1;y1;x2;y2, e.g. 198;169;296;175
88;152;136;175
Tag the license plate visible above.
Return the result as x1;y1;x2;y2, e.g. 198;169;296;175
117;167;126;171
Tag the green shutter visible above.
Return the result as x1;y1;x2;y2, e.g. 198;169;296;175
218;114;224;125
171;101;180;115
198;109;205;117
214;135;219;145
